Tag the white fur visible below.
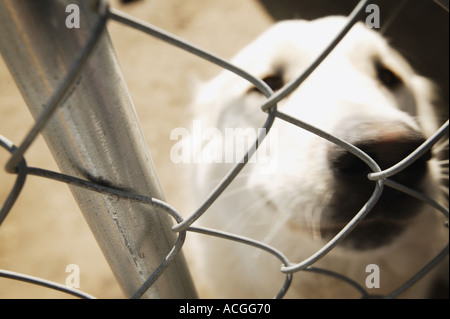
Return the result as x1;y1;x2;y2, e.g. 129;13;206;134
183;17;448;298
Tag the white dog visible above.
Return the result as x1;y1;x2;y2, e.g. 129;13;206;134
181;17;448;298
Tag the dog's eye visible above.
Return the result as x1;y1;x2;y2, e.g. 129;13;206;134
375;62;402;89
249;75;284;94
262;75;284;92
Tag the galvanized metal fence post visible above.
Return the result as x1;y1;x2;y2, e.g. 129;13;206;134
0;0;197;298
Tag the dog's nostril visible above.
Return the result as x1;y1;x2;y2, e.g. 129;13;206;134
328;121;430;185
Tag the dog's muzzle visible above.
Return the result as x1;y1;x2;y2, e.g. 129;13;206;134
325;119;430;250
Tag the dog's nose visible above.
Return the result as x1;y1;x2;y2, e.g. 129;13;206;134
328;120;431;186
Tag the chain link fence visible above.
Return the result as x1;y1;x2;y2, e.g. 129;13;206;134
0;0;448;298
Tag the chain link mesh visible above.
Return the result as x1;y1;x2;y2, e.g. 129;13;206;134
0;0;448;299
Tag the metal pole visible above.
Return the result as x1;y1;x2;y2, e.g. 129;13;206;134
0;0;196;298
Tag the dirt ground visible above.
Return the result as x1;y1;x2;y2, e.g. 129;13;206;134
0;0;272;298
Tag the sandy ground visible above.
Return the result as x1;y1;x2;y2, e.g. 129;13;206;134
0;0;272;298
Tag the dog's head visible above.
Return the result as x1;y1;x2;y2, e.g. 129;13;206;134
193;17;442;251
